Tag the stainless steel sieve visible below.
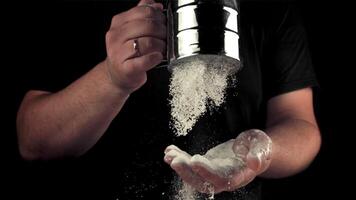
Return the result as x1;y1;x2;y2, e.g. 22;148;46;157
165;0;241;71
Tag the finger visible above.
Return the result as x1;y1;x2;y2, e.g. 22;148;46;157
246;153;262;172
137;0;156;6
111;4;165;28
190;155;229;193
123;37;165;60
233;133;260;172
229;167;256;189
246;149;272;173
105;31;165;63
122;52;162;75
232;134;250;158
164;144;183;154
166;150;210;193
138;0;164;11
236;129;272;173
164;146;193;164
248;130;273;161
119;19;166;43
164;148;191;165
232;142;249;159
170;161;207;193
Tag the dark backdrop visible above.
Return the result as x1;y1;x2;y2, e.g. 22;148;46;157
2;0;353;199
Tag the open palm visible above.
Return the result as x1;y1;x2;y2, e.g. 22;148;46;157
164;129;272;194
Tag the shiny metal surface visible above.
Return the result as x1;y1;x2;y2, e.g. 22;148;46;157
167;0;240;66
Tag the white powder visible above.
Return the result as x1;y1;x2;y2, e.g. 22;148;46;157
169;55;239;136
175;181;215;200
191;139;245;178
168;54;241;198
175;182;197;200
167;139;245;200
203;182;215;200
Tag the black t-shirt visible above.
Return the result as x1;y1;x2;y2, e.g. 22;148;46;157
16;1;318;200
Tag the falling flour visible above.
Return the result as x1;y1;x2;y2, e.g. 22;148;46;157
175;182;215;200
169;55;239;136
175;182;197;200
166;140;245;200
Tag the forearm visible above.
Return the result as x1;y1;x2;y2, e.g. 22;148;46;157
259;118;321;178
17;61;129;160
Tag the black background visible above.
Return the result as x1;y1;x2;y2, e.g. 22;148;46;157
2;0;354;199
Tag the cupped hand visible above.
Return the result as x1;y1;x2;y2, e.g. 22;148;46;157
164;129;272;194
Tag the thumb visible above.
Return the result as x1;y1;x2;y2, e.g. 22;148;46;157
233;129;273;173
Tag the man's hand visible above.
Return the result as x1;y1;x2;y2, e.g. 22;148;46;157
105;0;166;94
164;129;272;194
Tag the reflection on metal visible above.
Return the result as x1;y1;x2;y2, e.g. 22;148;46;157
167;0;241;66
177;0;195;7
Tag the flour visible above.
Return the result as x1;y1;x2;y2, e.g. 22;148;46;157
166;130;273;200
169;55;239;136
166;139;246;200
191;139;245;178
168;54;241;198
175;182;197;200
174;181;215;200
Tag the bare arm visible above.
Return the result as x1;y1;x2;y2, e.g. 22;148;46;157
260;87;321;178
17;62;130;160
16;0;165;160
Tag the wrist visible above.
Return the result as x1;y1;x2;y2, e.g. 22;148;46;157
101;59;132;97
95;60;131;100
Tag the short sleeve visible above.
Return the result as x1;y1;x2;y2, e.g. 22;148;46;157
262;4;318;99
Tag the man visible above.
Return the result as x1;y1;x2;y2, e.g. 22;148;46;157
16;0;320;199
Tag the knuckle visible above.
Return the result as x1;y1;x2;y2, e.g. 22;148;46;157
106;47;115;60
142;6;155;17
111;13;122;26
105;30;114;44
105;36;121;62
107;48;118;64
106;28;124;45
